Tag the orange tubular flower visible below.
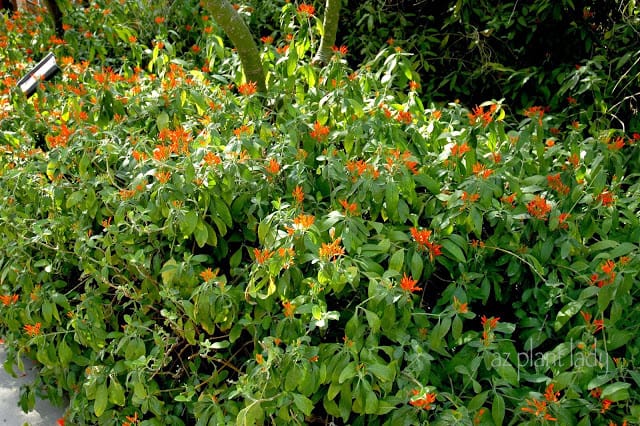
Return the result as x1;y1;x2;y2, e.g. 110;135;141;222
199;268;217;282
282;300;295;318
544;383;560;403
410;227;442;260
339;199;358;216
409;390;436;410
310;121;330;142
266;158;281;175
253;248;274;264
521;398;556;421
0;294;19;306
24;322;42;337
319;238;345;261
400;273;422;293
297;3;315;16
292;185;305;204
527;195;552;220
597;190;615;207
450;142;471;158
293;213;315;230
237;81;257;96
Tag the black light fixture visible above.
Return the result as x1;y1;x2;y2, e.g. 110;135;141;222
17;52;60;98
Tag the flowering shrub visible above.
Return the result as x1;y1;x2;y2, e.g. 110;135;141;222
1;2;639;425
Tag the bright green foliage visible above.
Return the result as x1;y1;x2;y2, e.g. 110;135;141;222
1;2;640;426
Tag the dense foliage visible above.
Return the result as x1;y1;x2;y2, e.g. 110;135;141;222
1;1;639;425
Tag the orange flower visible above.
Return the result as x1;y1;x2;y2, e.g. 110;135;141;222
233;124;252;137
203;152;221;166
155;170;171;183
122;411;139;426
468;105;493;126
331;45;348;55
544;383;560;403
400;273;422;293
607;137;625;150
266;158;281;175
527;195;552;220
558;212;570;228
282;301;295;318
408;80;420;91
523;105;546;125
409;390;436;410
601;259;615;275
339;199;358;216
0;294;19;306
472;162;493;179
481;315;500;330
253;248;274;264
396;110;412;124
200;268;217;282
600;399;612;414
297;3;315;16
238;81;257;96
597;190;615;207
410;227;442;260
292;185;304;204
521;398;556;421
24;322;42;337
154;16;165;24
310;121;330;141
547;173;570;195
319;238;345;261
293;213;315;229
153;145;171;161
260;35;274;44
450;142;471;157
453;296;468;314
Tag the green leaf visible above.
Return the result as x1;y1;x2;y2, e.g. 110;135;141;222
58;339;73;367
554;300;585;331
292;393;313;416
410;251;423;279
364;309;381;334
389;249;404;273
451;315;463;341
94;382;109;417
494;359;519;386
181;210;198;237
442;238;466;263
194;219;209;248
339;362;358;384
601;382;631;402
468;391;488;411
492;394;505;426
108;378;126;406
237;402;263;426
367;363;395;382
161;258;178;286
66;191;84;208
157;111;170;131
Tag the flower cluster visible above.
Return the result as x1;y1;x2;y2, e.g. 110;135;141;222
410;227;442;261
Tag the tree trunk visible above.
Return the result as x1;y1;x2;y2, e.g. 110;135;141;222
41;0;64;36
312;0;342;66
201;0;266;93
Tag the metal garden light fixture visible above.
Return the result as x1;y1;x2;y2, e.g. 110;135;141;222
17;52;60;98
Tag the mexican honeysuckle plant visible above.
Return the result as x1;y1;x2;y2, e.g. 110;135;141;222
0;1;639;425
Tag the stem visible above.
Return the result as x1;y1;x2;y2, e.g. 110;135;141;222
201;0;266;92
312;0;342;66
